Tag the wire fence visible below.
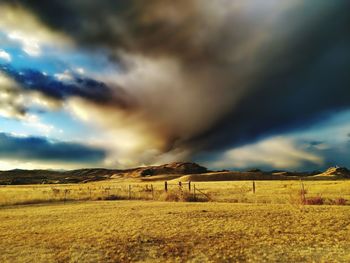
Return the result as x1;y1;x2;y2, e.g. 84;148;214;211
1;179;349;206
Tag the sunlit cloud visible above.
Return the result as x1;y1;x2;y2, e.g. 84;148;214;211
0;72;61;119
0;73;25;119
0;49;11;62
204;110;350;170
23;114;55;135
66;97;168;168
208;136;324;170
0;159;96;171
54;70;74;82
0;4;72;53
8;31;41;56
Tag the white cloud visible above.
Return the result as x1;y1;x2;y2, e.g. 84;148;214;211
75;67;85;75
54;70;73;81
8;31;41;56
0;5;72;57
24;114;55;135
0;49;11;62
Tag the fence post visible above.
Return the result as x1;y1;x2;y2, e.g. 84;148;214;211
128;185;131;200
64;189;69;204
165;181;168;192
189;181;191;191
300;179;306;204
252;181;256;194
178;181;183;199
151;184;154;200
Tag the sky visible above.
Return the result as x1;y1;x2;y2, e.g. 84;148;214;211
0;0;349;171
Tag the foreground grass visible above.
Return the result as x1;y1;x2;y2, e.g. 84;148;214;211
1;201;350;262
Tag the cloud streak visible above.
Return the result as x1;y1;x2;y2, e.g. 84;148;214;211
0;65;130;107
0;132;106;164
208;136;324;170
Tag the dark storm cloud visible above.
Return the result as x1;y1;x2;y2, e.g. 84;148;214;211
0;132;106;163
309;141;325;147
5;0;202;61
0;64;131;108
190;41;350;151
2;0;350;158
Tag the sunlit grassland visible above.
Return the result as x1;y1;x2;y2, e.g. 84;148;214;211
199;180;350;204
0;201;350;262
1;180;350;262
1;180;350;206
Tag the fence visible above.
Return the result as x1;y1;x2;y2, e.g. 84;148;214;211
164;181;192;192
45;180;218;204
49;180;259;203
4;179;347;206
49;184;158;203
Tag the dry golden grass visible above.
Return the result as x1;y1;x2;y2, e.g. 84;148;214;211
0;201;350;262
1;180;350;262
192;180;350;205
1;180;350;206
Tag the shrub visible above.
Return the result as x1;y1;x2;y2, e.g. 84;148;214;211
51;188;60;197
304;196;324;205
332;197;347;206
104;194;125;200
161;191;210;202
163;192;181;202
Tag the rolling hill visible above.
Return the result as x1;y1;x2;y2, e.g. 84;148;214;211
0;162;349;185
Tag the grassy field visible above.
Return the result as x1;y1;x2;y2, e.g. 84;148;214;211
1;201;350;262
1;180;350;206
1;180;350;262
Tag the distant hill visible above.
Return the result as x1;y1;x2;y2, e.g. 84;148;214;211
174;170;309;182
0;168;122;185
115;162;208;178
0;162;208;185
308;167;350;179
0;163;349;185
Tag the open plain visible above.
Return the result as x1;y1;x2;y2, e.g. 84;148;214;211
1;179;350;262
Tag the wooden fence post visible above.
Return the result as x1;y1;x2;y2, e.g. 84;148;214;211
189;181;191;191
253;181;256;194
128;185;131;200
300;179;306;204
165;181;168;192
178;182;183;199
193;184;196;200
151;184;154;200
64;189;69;204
